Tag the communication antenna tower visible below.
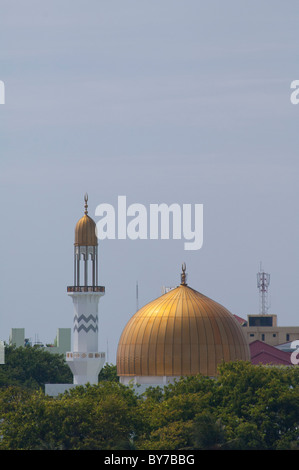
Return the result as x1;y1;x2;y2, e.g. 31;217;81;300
257;263;270;315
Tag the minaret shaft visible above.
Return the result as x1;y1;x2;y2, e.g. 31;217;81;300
72;293;100;352
66;195;105;385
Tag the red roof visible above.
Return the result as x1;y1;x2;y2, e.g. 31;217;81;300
250;340;292;366
233;314;247;326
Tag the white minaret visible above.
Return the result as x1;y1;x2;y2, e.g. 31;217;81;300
66;194;105;385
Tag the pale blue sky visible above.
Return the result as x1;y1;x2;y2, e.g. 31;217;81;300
0;1;298;361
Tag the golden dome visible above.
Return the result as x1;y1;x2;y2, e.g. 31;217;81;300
74;194;98;246
117;267;250;378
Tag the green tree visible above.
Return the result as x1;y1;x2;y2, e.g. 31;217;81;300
137;375;216;450
191;412;227;450
98;363;119;382
137;363;299;450
1;360;299;450
0;345;72;390
213;361;299;449
0;382;142;450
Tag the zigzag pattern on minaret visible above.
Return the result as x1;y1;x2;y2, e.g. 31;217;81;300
74;314;98;324
73;324;98;333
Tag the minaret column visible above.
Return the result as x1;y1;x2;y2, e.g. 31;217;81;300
66;194;105;385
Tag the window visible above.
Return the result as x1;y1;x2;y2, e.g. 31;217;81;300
286;334;290;341
249;316;273;327
261;334;265;341
250;333;255;337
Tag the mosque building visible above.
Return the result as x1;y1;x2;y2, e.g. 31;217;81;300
44;196;297;396
117;264;250;386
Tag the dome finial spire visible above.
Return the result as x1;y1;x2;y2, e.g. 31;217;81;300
181;262;187;285
84;193;88;215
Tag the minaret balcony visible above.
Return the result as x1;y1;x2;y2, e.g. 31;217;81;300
67;286;105;293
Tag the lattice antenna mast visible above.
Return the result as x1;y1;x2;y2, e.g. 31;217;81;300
257;263;270;314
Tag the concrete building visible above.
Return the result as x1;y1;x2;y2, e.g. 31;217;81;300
237;266;299;347
234;314;299;348
9;328;71;354
9;328;26;348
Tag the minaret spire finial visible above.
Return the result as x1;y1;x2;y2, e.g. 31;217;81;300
84;193;88;215
181;262;187;285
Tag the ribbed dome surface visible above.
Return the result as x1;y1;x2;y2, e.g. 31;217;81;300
74;214;98;246
117;284;250;378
